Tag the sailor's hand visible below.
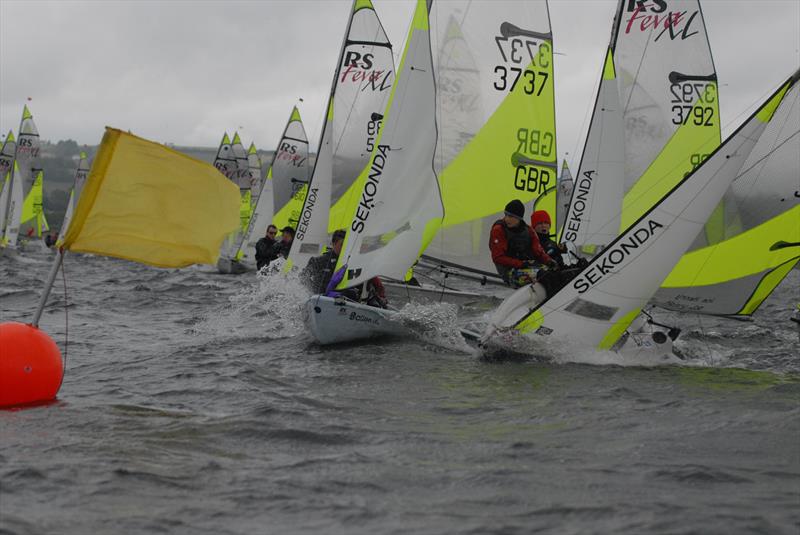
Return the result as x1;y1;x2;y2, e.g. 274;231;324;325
558;243;567;252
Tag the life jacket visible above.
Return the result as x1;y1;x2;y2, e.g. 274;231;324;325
493;219;535;261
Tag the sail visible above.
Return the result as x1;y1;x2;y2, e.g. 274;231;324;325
271;107;310;230
563;0;720;255
20;171;49;237
0;131;17;239
422;1;557;275
288;0;395;271
212;133;237;180
247;142;262;197
230;132;253;232
15;105;42;187
1;162;25;248
652;74;800;315
555;159;573;236
505;73;796;350
562;47;624;252
16;105;46;238
57;151;90;246
232;168;273;265
334;0;443;289
328;0;395;217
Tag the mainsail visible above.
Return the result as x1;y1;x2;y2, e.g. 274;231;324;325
334;0;443;289
500;72;797;351
562;0;720;255
286;0;395;270
271;107;310;230
422;0;558;276
652;73;800;315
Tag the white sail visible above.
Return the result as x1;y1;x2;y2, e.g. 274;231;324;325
0;131;16;240
271;107;310;230
288;0;395;271
555;159;573;236
561;48;624;253
57;151;90;245
288;106;334;270
494;73;797;351
212;132;237;181
563;0;720;255
1;162;25;248
334;0;443;289
329;0;395;212
652;73;800;315
223;141;264;265
246;142;262;195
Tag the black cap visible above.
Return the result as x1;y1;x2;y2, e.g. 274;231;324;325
331;229;346;243
504;199;525;219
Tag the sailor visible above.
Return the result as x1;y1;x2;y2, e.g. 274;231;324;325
489;199;556;287
271;226;295;261
254;224;278;270
301;229;387;308
531;210;566;267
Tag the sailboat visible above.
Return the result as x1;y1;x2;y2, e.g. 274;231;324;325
2;105;46;251
650;74;800;316
213;132;249;272
305;0;445;344
15;105;48;245
419;1;557;286
483;70;799;357
561;0;720;257
219;108;309;273
271;107;310;231
56;151;90;247
305;0;560;344
0;131;17;250
284;0;395;276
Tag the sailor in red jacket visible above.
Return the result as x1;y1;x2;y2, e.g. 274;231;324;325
489;199;557;287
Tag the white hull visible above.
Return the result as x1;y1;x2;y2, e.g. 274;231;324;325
305;295;411;345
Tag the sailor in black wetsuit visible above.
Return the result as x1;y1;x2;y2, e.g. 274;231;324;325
254;224;278;270
301;229;387;307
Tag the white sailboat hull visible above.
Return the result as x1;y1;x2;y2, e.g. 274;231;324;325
305;296;410;345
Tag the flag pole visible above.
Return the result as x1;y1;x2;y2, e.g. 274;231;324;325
31;247;64;328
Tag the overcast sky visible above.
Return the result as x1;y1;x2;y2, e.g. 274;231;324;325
1;0;798;170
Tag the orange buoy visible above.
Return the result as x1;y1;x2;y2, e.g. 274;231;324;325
0;322;63;408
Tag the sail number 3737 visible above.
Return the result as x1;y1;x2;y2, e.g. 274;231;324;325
493;36;550;96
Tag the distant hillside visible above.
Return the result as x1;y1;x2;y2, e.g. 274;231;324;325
36;140;290;231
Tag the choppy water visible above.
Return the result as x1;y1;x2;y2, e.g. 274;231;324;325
1;251;798;534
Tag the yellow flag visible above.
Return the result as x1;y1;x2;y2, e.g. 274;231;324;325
62;128;240;267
